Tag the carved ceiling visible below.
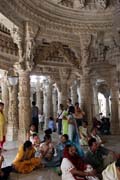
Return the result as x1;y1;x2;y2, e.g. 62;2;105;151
0;0;115;32
51;0;114;9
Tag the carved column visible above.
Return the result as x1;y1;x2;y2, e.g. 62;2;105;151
71;82;78;106
1;71;9;123
6;85;19;141
110;79;120;134
36;89;43;114
43;80;53;129
80;73;92;123
11;21;40;143
52;87;57;118
18;70;31;143
77;81;81;104
92;85;99;117
57;89;62;109
105;96;110;117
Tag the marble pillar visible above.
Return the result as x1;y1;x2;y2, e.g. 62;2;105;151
71;83;78;105
60;83;68;107
57;90;62;109
105;96;110;117
57;83;68;108
1;71;9;123
111;85;120;134
92;86;99;117
18;71;31;143
36;86;43;113
80;74;92;123
43;80;53;129
6;85;19;141
52;88;57;118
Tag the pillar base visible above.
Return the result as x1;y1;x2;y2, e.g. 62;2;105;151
6;124;18;141
18;128;27;145
111;127;120;135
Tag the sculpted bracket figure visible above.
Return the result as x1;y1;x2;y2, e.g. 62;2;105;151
96;0;107;9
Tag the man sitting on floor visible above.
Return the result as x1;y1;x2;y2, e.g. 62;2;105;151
85;138;117;174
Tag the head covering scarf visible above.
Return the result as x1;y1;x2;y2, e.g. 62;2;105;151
63;145;86;171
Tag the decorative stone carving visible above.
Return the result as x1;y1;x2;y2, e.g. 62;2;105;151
80;34;92;71
1;71;9;123
58;0;74;8
35;41;80;70
6;84;19;141
18;71;31;143
96;0;107;9
11;22;40;71
58;0;109;9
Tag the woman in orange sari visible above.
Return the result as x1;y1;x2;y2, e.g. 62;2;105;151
13;141;42;174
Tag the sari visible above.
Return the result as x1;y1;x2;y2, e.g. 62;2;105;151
68;113;84;157
0;112;6;147
61;146;87;180
13;145;41;173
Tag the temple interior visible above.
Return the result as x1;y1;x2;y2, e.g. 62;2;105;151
0;0;120;179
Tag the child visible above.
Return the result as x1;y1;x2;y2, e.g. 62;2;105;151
27;124;37;143
32;134;41;157
48;117;56;132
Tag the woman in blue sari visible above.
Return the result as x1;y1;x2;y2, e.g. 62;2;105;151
67;106;84;157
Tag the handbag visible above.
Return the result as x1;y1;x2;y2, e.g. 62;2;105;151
56;111;63;122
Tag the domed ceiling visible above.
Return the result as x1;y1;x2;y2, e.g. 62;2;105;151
48;0;114;9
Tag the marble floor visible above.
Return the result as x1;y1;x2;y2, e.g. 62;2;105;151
2;133;120;180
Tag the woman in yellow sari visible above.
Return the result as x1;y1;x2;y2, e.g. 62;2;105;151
13;141;42;174
0;102;6;149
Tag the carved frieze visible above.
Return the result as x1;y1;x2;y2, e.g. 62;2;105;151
57;0;108;9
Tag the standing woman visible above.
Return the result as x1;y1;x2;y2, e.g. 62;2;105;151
0;102;6;150
74;102;85;128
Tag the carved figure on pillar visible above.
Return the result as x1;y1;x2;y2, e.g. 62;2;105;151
96;0;107;9
80;34;92;72
74;0;85;8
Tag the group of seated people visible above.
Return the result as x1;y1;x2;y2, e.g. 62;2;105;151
0;123;120;180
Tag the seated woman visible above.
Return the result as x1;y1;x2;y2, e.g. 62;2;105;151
39;134;54;161
39;134;61;168
13;141;41;174
61;144;99;180
0;148;12;180
79;121;89;146
102;158;120;180
26;124;37;143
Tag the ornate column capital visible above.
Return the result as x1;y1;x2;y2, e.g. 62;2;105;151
11;21;40;72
